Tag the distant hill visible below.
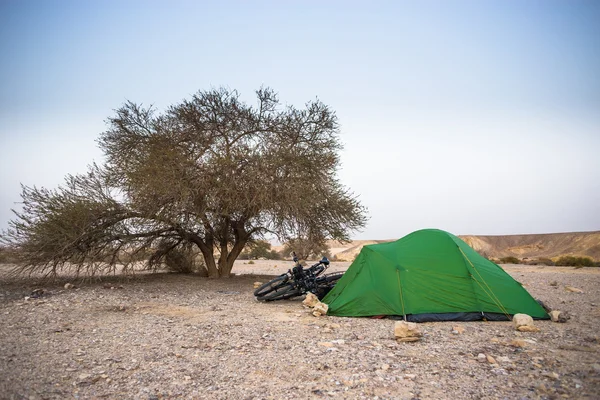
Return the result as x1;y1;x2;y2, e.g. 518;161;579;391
327;231;600;262
460;231;600;262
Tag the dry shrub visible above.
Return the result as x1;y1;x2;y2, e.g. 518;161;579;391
554;256;594;267
499;256;520;264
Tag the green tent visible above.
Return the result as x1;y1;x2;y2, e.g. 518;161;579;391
322;229;549;321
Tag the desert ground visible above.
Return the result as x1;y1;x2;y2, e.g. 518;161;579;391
0;260;599;399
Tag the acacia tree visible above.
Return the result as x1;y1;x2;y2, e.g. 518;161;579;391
281;238;331;261
2;88;367;278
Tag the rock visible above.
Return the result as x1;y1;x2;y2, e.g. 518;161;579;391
64;283;75;289
559;311;570;323
394;321;422;342
313;302;328;316
78;373;91;381
509;339;526;348
253;282;263;289
381;364;390;371
565;286;584;293
517;325;541;332
451;325;465;335
513;314;539;331
549;310;570;323
312;311;323;317
549;281;558;286
513;313;534;328
303;293;320;308
477;353;486;363
486;355;496;364
404;374;416;380
497;356;511;364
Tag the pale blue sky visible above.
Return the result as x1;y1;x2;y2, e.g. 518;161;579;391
1;0;599;239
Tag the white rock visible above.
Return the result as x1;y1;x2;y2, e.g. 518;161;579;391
303;293;320;308
513;313;535;330
313;302;329;316
394;321;422;340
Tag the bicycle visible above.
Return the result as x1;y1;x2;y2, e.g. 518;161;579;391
254;252;344;301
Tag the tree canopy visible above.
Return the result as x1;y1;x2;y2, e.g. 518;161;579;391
2;87;367;277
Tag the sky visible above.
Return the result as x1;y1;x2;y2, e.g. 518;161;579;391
1;0;599;240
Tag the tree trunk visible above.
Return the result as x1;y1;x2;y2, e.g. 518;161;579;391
217;237;248;277
202;249;219;278
218;241;230;277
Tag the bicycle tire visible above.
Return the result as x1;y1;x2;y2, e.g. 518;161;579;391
254;275;289;299
317;271;345;285
314;271;344;300
262;283;302;301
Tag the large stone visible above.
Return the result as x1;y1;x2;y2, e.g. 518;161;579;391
549;310;571;323
513;314;535;330
313;302;329;316
394;321;422;341
303;293;320;308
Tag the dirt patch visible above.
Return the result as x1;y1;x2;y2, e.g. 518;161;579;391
0;262;599;399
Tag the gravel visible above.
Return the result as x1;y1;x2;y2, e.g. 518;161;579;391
0;261;599;399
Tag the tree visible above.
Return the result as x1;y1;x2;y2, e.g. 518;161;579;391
239;240;280;260
281;238;331;261
2;88;367;278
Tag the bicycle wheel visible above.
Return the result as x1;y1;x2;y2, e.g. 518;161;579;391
261;283;302;301
318;271;345;284
314;272;345;299
254;275;289;299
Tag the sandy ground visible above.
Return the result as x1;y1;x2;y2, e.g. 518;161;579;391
0;261;599;399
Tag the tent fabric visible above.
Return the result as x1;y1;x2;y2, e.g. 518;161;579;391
322;229;549;320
